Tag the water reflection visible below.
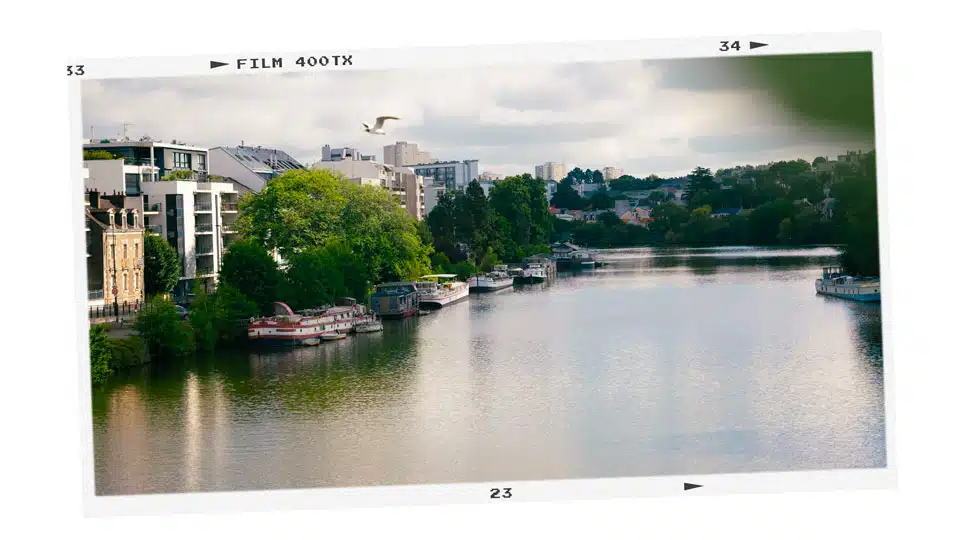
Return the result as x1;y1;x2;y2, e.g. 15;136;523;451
92;246;886;494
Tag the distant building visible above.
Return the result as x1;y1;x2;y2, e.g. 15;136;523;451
576;183;602;197
208;145;305;194
602;167;624;181
478;180;497;198
535;162;567;182
710;208;742;218
383;141;432;167
85;190;145;313
545;180;559;201
410;160;479;192
480;171;504;181
322;145;376;162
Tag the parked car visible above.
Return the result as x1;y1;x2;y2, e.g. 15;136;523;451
175;305;190;320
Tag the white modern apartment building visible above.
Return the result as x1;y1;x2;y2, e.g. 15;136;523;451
312;156;425;220
535;162;567;182
603;167;624;181
83;139;239;298
410;160;479;192
383;141;432;167
208;145;306;194
322;145;376;162
423;183;447;217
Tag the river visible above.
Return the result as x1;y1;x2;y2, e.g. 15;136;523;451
91;246;886;495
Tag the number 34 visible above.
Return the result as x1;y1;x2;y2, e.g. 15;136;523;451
490;488;512;499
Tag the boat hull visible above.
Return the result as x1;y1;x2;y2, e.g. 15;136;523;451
815;280;881;302
419;292;469;308
469;279;515;292
514;275;546;284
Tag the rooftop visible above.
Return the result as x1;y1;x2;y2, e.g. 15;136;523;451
216;145;305;172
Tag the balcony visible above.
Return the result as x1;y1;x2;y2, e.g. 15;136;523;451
196;266;215;277
145;224;163;235
144;202;162;215
221;226;238;235
194;202;213;212
195;223;214;234
221;202;239;213
88;289;104;301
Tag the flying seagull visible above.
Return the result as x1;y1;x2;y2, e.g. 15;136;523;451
363;116;400;135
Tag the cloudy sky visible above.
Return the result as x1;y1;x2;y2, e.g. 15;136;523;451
82;58;874;178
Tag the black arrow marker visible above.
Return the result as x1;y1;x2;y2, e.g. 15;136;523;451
684;482;702;491
749;42;768;50
210;60;229;69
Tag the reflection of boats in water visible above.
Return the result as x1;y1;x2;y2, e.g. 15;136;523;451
417;274;470;308
247;300;370;347
815;267;880;302
302;338;321;346
468;265;515;292
354;319;384;333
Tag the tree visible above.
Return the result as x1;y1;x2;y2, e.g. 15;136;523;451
589;184;615;210
479;247;500;272
832;151;879;276
219;238;282;315
683;167;717;208
813;156;828;167
143;232;181;296
591;170;604;184
134;296;195;358
283;241;369;310
426;191;463;262
236;169;432;285
89;324;113;386
551;181;586;210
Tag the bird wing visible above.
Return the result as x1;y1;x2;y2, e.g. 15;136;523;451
374;116;400;129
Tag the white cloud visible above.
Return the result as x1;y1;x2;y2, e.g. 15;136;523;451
82;58;872;178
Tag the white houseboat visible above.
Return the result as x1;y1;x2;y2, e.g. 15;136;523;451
815;267;881;302
417;274;470;308
468;265;515;292
247;301;372;347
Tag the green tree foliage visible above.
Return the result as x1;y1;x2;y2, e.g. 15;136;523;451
188;281;219;352
143;233;181;296
236;169;432;286
589;185;615;210
550;181;587;210
83;149;118;160
683;167;717;208
89;324;114;386
479;247;500;272
488;174;554;262
134;296;195;358
218;238;282;315
283;241;369;310
832;151;880;276
426;191;464;262
162;169;195;181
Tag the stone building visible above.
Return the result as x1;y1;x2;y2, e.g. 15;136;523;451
85;190;145;313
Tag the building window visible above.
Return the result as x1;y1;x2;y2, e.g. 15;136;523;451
197;154;206;171
122;242;128;259
173;152;190;169
135;242;139;258
123;273;128;292
134;273;139;290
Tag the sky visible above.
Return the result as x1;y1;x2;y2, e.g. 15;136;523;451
81;57;875;178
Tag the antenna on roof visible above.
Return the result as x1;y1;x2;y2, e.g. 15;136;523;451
122;122;133;141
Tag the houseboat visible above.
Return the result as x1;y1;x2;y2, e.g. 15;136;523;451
515;255;556;284
354;318;384;333
815;267;881;302
247;301;371;347
417;274;470;308
370;281;420;318
468;265;515;292
550;242;596;270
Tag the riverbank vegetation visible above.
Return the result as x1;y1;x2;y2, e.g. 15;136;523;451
426;174;553;274
551;152;879;277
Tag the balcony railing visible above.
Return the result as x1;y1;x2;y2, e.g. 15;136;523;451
194;202;212;211
145;224;162;234
197;266;215;276
145;203;162;213
221;202;239;212
221;226;237;234
195;223;214;233
88;289;104;301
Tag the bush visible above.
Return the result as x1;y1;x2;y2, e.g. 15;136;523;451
108;336;146;369
89;324;114;387
134;296;195;358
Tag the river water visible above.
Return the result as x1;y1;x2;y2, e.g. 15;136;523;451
91;246;886;495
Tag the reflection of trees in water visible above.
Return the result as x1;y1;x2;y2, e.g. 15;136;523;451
848;302;884;370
